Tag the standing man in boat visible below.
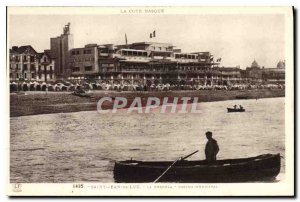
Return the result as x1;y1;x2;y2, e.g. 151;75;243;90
205;131;219;164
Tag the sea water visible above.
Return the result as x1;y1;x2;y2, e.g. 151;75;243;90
10;97;285;182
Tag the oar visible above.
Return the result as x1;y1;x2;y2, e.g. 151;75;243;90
180;150;199;161
153;150;198;183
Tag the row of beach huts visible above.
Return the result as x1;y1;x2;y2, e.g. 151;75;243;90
10;81;285;92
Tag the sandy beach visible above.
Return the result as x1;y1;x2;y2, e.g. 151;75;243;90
10;89;285;117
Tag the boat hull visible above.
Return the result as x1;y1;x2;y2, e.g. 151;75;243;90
227;108;245;113
113;154;281;183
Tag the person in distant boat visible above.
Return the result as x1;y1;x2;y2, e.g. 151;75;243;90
205;131;219;164
239;105;243;109
234;105;237;109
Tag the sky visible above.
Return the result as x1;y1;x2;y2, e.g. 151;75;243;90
9;14;285;69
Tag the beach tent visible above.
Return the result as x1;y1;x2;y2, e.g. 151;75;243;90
36;84;42;91
88;83;93;90
22;82;29;91
10;82;18;92
95;83;103;90
61;85;68;91
122;85;129;91
68;85;76;91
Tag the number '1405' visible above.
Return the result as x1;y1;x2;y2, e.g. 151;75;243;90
73;184;83;188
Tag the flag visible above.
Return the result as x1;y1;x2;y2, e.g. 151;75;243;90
153;30;156;37
150;33;152;38
125;33;128;45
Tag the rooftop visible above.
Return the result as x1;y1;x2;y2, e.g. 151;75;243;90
132;42;173;46
10;45;37;54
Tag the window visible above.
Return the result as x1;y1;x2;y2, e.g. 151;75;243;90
85;66;93;71
23;64;28;71
50;74;53;79
30;56;35;62
72;67;80;72
84;49;92;54
43;57;47;62
76;50;80;55
39;74;41;79
23;56;27;62
16;73;19;79
50;66;52;71
24;73;27;79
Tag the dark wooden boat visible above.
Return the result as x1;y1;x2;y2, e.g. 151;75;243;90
72;91;90;98
227;108;245;113
113;153;280;183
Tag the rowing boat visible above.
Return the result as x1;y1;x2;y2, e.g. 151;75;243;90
113;153;280;183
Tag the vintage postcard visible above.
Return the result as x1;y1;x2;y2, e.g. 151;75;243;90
7;6;294;196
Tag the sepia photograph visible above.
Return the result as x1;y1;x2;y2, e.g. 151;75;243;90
7;6;294;196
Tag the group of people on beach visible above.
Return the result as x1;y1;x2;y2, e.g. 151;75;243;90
233;105;244;110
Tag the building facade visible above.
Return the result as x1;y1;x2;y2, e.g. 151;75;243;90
245;60;263;83
9;45;39;81
69;42;220;86
69;44;99;77
212;67;243;85
9;46;56;82
9;23;285;87
262;61;285;84
50;23;73;79
245;60;285;84
36;52;56;82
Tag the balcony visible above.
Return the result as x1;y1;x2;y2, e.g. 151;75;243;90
99;53;109;57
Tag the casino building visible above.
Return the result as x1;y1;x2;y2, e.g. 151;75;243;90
68;41;222;86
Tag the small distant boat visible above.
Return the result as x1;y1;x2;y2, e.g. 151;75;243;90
72;90;90;98
227;107;245;113
113;153;280;183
